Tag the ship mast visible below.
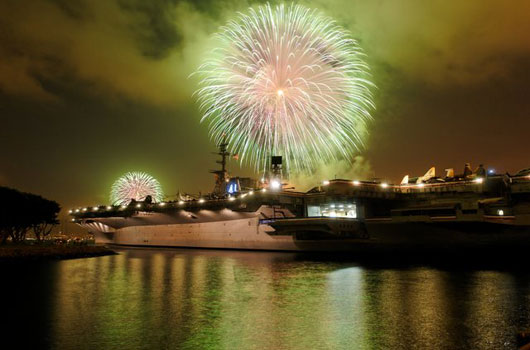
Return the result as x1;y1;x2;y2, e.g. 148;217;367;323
210;141;230;196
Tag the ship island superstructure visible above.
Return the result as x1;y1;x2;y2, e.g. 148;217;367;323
70;148;530;252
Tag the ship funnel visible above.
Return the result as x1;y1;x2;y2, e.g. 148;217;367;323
269;156;283;191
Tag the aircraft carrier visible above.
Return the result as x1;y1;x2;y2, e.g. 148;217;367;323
70;146;530;252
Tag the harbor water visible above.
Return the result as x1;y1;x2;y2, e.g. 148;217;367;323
4;247;530;349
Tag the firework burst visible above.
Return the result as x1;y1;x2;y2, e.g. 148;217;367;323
110;172;164;205
194;3;375;172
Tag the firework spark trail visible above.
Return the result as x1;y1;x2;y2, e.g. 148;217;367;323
110;172;164;205
195;3;375;173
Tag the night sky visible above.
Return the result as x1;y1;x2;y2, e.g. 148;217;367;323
1;0;529;225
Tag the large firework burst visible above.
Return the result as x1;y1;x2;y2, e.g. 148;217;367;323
110;172;163;205
194;3;374;172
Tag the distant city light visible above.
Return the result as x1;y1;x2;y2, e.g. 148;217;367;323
417;183;425;188
106;206;112;210
159;202;166;206
82;208;87;212
68;209;73;214
75;209;80;213
178;200;184;205
228;196;236;201
474;178;484;184
136;204;141;208
488;169;495;174
93;207;99;211
262;188;267;192
352;180;360;186
199;199;205;203
249;191;254;195
498;209;504;216
323;180;330;186
381;183;389;188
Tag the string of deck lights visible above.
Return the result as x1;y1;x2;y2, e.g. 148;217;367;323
320;177;487;190
70;178;476;214
69;175;530;217
69;189;262;215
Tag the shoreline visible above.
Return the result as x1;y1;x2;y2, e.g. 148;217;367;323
0;244;117;261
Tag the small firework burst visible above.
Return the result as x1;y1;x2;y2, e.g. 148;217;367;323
110;172;163;205
194;3;375;173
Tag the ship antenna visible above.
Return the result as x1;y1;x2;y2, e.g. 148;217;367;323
210;139;230;196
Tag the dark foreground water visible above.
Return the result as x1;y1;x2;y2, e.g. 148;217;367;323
4;248;530;350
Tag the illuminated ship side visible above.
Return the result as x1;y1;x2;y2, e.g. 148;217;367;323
76;194;305;250
70;154;530;252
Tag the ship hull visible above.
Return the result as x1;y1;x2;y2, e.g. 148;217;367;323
108;217;299;251
363;221;530;252
94;217;370;252
91;217;530;252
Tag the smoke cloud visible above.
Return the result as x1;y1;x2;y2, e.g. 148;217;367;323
289;156;374;191
1;0;529;103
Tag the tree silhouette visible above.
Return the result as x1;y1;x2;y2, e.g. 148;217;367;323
0;187;60;244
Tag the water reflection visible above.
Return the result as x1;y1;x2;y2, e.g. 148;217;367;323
4;248;530;349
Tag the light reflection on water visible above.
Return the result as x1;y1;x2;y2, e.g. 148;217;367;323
5;248;530;350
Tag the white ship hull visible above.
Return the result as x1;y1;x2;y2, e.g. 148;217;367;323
81;206;308;251
97;217;300;251
81;207;372;252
